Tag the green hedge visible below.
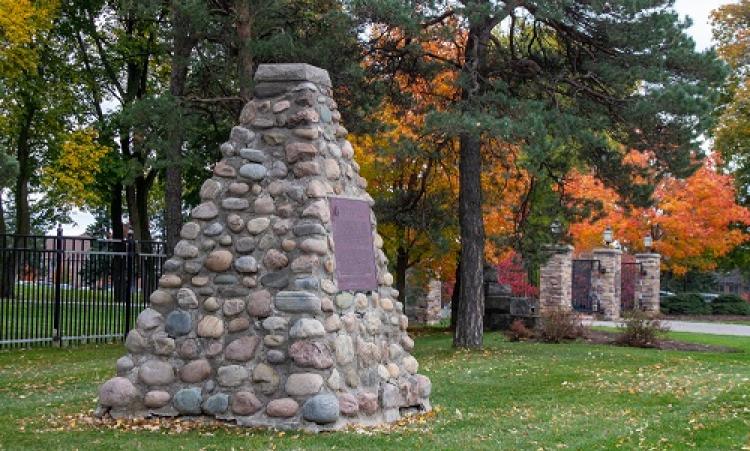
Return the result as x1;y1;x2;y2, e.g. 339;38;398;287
661;293;711;315
711;294;750;315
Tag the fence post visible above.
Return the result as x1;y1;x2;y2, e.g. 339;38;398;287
124;230;135;339
53;225;63;346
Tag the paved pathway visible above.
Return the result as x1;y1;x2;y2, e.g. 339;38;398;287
587;320;750;337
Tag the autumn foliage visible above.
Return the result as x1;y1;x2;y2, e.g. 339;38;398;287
568;153;750;275
496;252;539;297
355;21;750;285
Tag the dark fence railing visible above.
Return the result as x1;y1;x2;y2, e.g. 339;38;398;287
0;228;166;348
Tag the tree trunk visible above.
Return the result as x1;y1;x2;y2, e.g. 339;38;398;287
135;176;151;242
450;258;460;331
8;95;37;299
110;184;126;302
453;19;486;349
110;184;124;240
454;132;485;348
14;97;35;239
395;245;408;305
164;0;196;255
236;0;254;102
0;191;12;299
125;185;141;239
0;191;5;235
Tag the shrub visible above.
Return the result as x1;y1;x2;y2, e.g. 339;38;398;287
661;293;711;315
713;294;745;304
616;311;670;347
536;308;589;343
504;319;534;341
711;294;750;315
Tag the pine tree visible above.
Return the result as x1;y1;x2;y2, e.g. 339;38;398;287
354;0;724;348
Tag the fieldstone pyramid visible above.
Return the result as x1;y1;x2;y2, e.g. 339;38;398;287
95;63;431;430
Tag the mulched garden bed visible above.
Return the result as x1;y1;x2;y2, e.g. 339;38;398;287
584;329;741;353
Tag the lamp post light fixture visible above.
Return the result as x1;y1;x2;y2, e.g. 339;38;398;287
550;219;562;243
643;234;653;251
603;226;613;246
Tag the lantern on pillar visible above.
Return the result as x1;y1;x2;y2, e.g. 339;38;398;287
643;234;653;251
550;220;562;243
603;226;613;246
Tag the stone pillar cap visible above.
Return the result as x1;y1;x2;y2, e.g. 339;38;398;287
634;253;661;258
254;63;332;87
542;244;574;252
592;247;622;255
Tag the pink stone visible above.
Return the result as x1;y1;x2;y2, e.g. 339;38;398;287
248;290;272;317
143;390;171;408
205;250;233;272
179;359;212;383
357;391;379;415
285;142;318;163
338;393;359;416
292;161;320;177
266;398;299;417
197;316;224;338
214;161;236;177
263;249;288;269
99;377;137;407
178;339;199;359
225;336;260;362
231;391;263;415
289;340;334;369
227;317;250;332
291;255;319;273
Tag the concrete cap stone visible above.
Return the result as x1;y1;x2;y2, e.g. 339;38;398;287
542;244;574;253
634;253;661;259
254;63;331;87
592;247;622;255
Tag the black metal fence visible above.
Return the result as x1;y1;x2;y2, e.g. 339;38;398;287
0;228;166;348
621;260;642;311
572;259;597;312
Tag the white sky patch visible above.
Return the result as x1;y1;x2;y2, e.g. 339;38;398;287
674;0;737;51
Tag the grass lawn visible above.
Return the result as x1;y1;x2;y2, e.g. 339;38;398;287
0;330;749;450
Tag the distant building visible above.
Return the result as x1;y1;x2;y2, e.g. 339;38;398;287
44;234;93;285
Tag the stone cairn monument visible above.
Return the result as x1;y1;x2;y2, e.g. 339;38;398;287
95;63;431;430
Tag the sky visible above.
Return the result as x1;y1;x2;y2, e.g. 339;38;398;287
58;0;738;236
674;0;732;51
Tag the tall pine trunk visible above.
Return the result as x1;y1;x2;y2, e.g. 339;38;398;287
454;132;485;348
236;0;254;102
453;18;486;349
164;1;196;255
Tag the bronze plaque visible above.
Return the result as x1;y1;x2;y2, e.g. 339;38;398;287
329;197;378;291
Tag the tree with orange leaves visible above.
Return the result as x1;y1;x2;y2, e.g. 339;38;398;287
568;154;750;276
351;35;462;305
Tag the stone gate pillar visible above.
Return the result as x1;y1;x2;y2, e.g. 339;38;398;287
539;245;573;314
406;279;442;325
635;253;660;313
592;248;622;320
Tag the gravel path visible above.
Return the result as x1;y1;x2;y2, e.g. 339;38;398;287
588;320;750;337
